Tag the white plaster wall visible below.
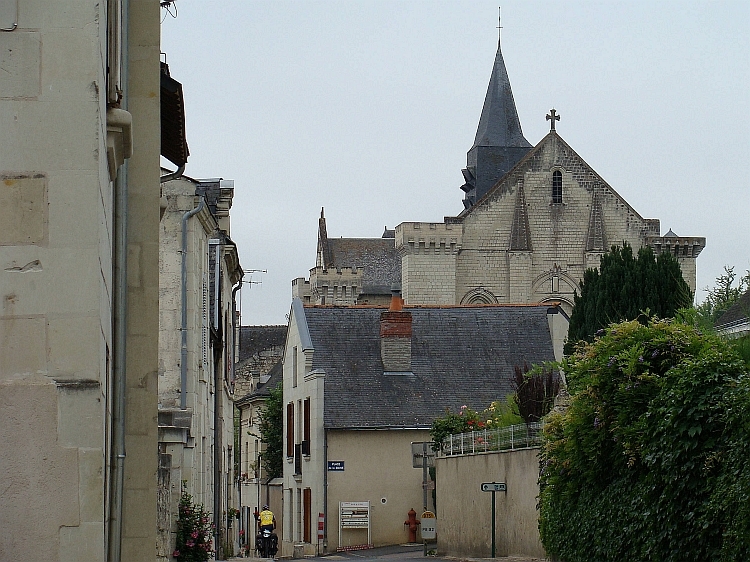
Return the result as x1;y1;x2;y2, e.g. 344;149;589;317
435;448;545;559
325;429;432;551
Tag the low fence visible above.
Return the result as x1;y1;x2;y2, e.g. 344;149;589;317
441;421;543;456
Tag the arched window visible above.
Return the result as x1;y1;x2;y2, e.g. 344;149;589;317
552;171;563;204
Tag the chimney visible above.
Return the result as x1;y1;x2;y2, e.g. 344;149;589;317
380;288;412;372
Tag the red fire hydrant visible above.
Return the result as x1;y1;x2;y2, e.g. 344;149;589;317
404;508;420;543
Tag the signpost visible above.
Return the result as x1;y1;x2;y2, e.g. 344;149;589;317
481;482;507;557
338;501;371;551
411;442;436;556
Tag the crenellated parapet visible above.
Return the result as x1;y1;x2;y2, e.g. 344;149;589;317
645;235;706;259
395;222;463;256
645;233;705;294
308;265;365;305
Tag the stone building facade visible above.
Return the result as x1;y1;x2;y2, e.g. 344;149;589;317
399;131;705;314
0;1;162;560
294;39;705;316
158;175;243;559
292;209;400;307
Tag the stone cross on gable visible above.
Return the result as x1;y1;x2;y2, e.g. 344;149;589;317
546;109;560;131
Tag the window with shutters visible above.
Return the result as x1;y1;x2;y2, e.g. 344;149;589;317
201;274;209;369
292;346;298;388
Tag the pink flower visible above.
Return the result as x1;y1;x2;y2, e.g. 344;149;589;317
172;550;180;558
186;540;195;548
191;530;199;539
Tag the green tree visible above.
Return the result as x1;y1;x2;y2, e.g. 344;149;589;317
257;382;283;480
539;318;750;562
695;265;750;324
566;243;692;352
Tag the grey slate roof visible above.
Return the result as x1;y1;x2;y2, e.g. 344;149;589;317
301;304;556;429
472;42;531;150
327;238;401;295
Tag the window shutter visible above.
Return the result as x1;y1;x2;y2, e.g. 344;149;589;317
303;488;312;543
286;402;294;458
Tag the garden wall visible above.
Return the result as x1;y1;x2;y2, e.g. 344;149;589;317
435;447;545;559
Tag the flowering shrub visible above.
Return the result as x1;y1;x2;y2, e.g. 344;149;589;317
174;483;214;562
430;397;523;451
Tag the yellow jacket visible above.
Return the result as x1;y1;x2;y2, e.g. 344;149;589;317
259;510;274;526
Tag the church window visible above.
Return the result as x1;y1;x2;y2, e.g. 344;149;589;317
552;171;563;204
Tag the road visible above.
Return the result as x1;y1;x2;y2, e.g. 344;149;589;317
228;542;548;562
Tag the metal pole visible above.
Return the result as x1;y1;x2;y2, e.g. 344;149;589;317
422;442;428;556
491;490;496;558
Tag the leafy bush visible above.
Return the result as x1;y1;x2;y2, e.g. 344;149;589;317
174;482;214;562
539;318;750;561
258;382;283;479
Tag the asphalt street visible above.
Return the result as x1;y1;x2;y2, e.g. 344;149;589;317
227;542;548;562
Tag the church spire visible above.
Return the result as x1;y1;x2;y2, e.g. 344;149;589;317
472;41;530;150
461;28;532;210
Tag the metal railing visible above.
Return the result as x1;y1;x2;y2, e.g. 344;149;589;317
442;421;544;456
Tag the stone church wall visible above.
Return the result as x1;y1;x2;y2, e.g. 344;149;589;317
397;223;460;305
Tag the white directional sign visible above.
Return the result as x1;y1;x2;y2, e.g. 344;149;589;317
421;511;437;540
481;482;507;492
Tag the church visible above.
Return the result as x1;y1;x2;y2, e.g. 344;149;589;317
292;37;705;315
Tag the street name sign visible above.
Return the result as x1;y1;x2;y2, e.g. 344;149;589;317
481;482;506;492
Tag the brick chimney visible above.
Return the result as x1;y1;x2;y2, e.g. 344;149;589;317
380;288;412;372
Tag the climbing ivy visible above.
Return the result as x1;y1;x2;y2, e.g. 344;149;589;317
539;318;750;561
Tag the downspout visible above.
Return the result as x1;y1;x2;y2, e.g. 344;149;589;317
231;275;242;388
210;239;223;559
232;275;244;546
180;197;205;409
160;163;185;183
108;0;129;560
323;430;328;551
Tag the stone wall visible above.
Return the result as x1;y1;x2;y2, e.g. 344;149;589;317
435;447;545;559
0;0;160;559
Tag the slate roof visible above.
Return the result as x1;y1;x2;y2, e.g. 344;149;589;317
300;304;557;429
472;42;531;150
239;325;287;363
327;238;401;295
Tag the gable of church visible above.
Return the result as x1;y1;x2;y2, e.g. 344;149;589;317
456;131;663;312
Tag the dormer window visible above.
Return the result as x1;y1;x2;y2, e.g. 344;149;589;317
552;171;563;204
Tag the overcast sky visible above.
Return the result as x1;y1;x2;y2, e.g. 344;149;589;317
160;0;749;326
